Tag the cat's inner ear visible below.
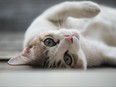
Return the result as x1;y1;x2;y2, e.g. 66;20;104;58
8;48;32;65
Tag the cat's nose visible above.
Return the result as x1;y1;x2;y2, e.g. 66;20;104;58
65;35;73;43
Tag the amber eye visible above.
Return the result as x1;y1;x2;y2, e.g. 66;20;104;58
64;51;72;65
44;38;56;47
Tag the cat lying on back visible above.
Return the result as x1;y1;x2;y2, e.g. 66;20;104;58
8;1;116;69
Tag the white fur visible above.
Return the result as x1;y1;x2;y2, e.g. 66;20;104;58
24;1;116;67
9;1;116;68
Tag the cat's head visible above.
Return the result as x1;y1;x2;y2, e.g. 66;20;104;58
8;29;87;69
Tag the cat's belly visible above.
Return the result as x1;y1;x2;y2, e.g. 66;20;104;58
65;6;116;46
81;18;116;46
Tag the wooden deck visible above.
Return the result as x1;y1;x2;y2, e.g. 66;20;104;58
0;32;24;59
1;70;116;87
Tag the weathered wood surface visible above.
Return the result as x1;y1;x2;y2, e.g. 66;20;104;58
0;32;24;59
0;69;116;87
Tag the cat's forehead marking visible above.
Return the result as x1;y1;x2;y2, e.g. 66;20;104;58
29;32;61;67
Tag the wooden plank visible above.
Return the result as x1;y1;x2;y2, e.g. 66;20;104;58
0;32;24;59
0;51;21;59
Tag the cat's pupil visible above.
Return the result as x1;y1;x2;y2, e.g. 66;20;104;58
44;38;56;47
64;51;72;65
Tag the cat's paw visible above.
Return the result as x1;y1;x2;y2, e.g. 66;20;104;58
62;1;100;18
80;1;100;17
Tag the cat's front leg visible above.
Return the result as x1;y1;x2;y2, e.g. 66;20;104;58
40;1;100;21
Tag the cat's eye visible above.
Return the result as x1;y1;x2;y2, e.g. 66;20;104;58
64;51;72;65
44;38;56;47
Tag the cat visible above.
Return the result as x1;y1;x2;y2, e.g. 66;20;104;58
8;1;116;70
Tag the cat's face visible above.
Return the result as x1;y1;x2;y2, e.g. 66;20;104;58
26;29;87;69
8;29;87;69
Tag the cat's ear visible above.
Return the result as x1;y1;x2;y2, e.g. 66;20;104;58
8;48;32;65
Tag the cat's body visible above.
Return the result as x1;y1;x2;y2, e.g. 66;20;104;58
8;1;116;69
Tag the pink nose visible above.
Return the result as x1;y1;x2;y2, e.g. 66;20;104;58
65;35;73;43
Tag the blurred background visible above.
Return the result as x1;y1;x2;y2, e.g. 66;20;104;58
0;0;116;64
1;0;116;32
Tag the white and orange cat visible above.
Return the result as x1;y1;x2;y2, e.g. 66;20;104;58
8;1;116;69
